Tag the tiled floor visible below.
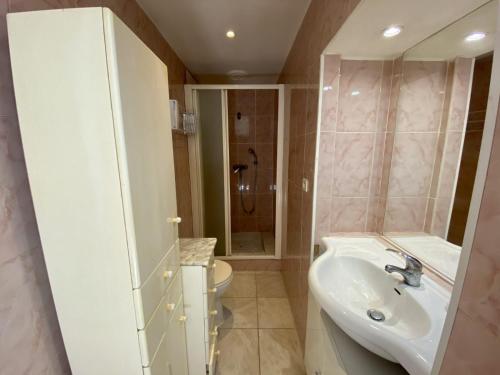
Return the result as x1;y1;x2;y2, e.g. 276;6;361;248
231;232;275;255
216;271;305;375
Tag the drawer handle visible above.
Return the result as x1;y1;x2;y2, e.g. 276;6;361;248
208;287;217;293
166;303;176;311
167;217;182;224
163;270;174;280
209;263;216;269
209;310;218;316
178;315;187;323
209;329;218;336
215;350;221;357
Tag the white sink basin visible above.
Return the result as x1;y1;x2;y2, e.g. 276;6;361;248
309;237;450;375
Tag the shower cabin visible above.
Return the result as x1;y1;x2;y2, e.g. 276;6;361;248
184;85;285;258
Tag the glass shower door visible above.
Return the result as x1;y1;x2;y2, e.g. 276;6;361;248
198;90;228;256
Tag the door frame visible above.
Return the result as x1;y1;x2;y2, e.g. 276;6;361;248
184;84;286;259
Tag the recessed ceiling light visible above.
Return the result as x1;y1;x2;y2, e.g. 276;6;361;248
226;30;236;39
351;90;360;96
383;26;402;38
465;31;486;42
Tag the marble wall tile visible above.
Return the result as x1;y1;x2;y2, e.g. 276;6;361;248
384;197;427;232
448;58;474;131
396;61;447;132
338;60;383;132
429;196;449;238
388;132;438;197
316;132;335;199
330;197;368;232
321;55;341;132
333;132;374;196
440;310;500;374
437;131;464;199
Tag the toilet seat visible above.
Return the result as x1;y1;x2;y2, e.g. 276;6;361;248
214;260;233;287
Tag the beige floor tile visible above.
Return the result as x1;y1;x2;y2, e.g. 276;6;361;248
258;298;295;328
222;272;256;297
221;298;258;329
256;271;287;297
216;329;260;375
259;329;305;375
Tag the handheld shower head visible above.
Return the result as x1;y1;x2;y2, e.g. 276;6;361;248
248;148;258;165
232;164;248;174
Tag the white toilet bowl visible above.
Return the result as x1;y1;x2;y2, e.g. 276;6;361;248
214;260;233;326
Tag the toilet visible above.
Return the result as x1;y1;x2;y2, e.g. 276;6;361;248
213;260;233;326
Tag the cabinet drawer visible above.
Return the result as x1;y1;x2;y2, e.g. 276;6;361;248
165;295;189;375
134;242;180;328
142;320;171;375
138;271;183;366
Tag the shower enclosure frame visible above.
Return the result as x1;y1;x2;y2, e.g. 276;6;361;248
184;84;286;259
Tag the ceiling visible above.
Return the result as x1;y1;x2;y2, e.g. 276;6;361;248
405;1;496;60
137;0;311;82
324;0;494;59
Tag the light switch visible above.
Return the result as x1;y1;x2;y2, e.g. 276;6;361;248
302;178;309;192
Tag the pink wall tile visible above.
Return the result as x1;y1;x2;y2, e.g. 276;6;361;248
333;133;374;196
388;132;438;196
321;55;341;132
448;58;474;131
397;61;447;132
384;197;427;232
316;132;335;199
338;60;383;132
441;310;500;374
330;197;368;232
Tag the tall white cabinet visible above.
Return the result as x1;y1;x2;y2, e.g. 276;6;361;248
8;8;188;375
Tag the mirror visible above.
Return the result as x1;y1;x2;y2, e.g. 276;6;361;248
383;1;497;281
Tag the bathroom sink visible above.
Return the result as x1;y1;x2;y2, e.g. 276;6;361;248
309;237;450;375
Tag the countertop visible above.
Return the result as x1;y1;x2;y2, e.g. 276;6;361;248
179;238;217;266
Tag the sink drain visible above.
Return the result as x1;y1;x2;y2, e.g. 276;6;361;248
367;309;385;322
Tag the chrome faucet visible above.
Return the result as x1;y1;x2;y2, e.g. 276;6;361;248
384;248;423;287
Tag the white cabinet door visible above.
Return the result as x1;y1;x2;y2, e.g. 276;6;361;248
103;9;179;288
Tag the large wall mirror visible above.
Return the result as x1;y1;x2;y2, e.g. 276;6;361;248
383;1;497;282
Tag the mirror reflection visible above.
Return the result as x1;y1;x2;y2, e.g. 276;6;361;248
383;1;496;281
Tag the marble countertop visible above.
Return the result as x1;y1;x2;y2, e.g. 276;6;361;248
179;238;217;266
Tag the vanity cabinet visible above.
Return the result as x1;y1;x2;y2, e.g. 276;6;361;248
180;239;219;375
305;292;407;375
8;7;188;375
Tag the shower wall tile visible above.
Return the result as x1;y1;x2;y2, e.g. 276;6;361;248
228;90;278;234
1;0;194;372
